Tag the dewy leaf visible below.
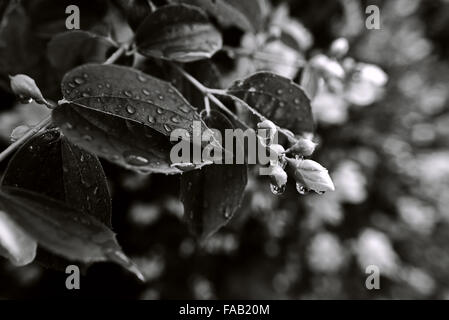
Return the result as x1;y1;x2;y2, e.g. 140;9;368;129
47;31;115;74
2;129;112;226
170;0;267;32
180;111;247;241
52;104;182;174
227;72;314;134
135;4;222;62
61;63;207;139
0;187;144;280
0;210;37;266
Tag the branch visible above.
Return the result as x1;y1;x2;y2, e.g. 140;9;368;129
0;115;52;163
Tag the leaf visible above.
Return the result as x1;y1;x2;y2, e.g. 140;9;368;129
0;210;37;266
47;31;115;74
52;104;182;174
115;0;155;30
2;129;112;226
61;63;207;139
300;63;320;101
0;187;144;280
180;110;247;241
170;0;267;32
135;4;222;62
227;72;314;134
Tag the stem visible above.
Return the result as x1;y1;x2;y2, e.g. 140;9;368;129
104;44;128;65
173;63;299;143
0;115;52;163
203;95;211;117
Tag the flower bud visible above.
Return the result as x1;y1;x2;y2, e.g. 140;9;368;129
9;74;50;107
330;37;349;58
257;119;277;145
310;54;345;79
288;137;317;157
290;159;335;193
269;164;288;188
270;143;285;156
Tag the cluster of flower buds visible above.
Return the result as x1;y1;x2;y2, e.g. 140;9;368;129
257;119;335;196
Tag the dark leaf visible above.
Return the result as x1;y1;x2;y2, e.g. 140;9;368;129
61;63;207;139
227;72;314;134
114;0;155;30
0;187;144;280
47;31;115;74
135;4;222;62
2;129;112;226
52;104;182;174
170;0;267;32
180;110;247;241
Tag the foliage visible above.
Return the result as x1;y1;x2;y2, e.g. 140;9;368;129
1;0;447;300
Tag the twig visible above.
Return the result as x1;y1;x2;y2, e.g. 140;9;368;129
203;95;211;117
173;64;299;143
104;44;128;65
0;115;52;163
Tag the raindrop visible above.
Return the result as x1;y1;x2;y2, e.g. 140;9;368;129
142;89;150;96
179;106;190;113
123;90;132;97
137;74;148;82
148;115;155;123
158;95;164;100
82;92;90;97
171;116;180;123
126;105;136;114
296;183;309;195
124;151;149;166
105;83;111;88
294;98;301;104
277;89;283;95
156;108;164;115
223;209;232;219
68;82;76;88
164;124;172;132
74;77;84;85
270;183;285;195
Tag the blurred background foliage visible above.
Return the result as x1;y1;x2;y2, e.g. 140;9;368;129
1;0;449;299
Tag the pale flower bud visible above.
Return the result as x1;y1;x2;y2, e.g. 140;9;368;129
310;54;345;79
330;37;349;58
257;119;277;145
288;137;317;156
9;74;51;107
269;165;288;188
290;159;335;193
269;143;285;156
